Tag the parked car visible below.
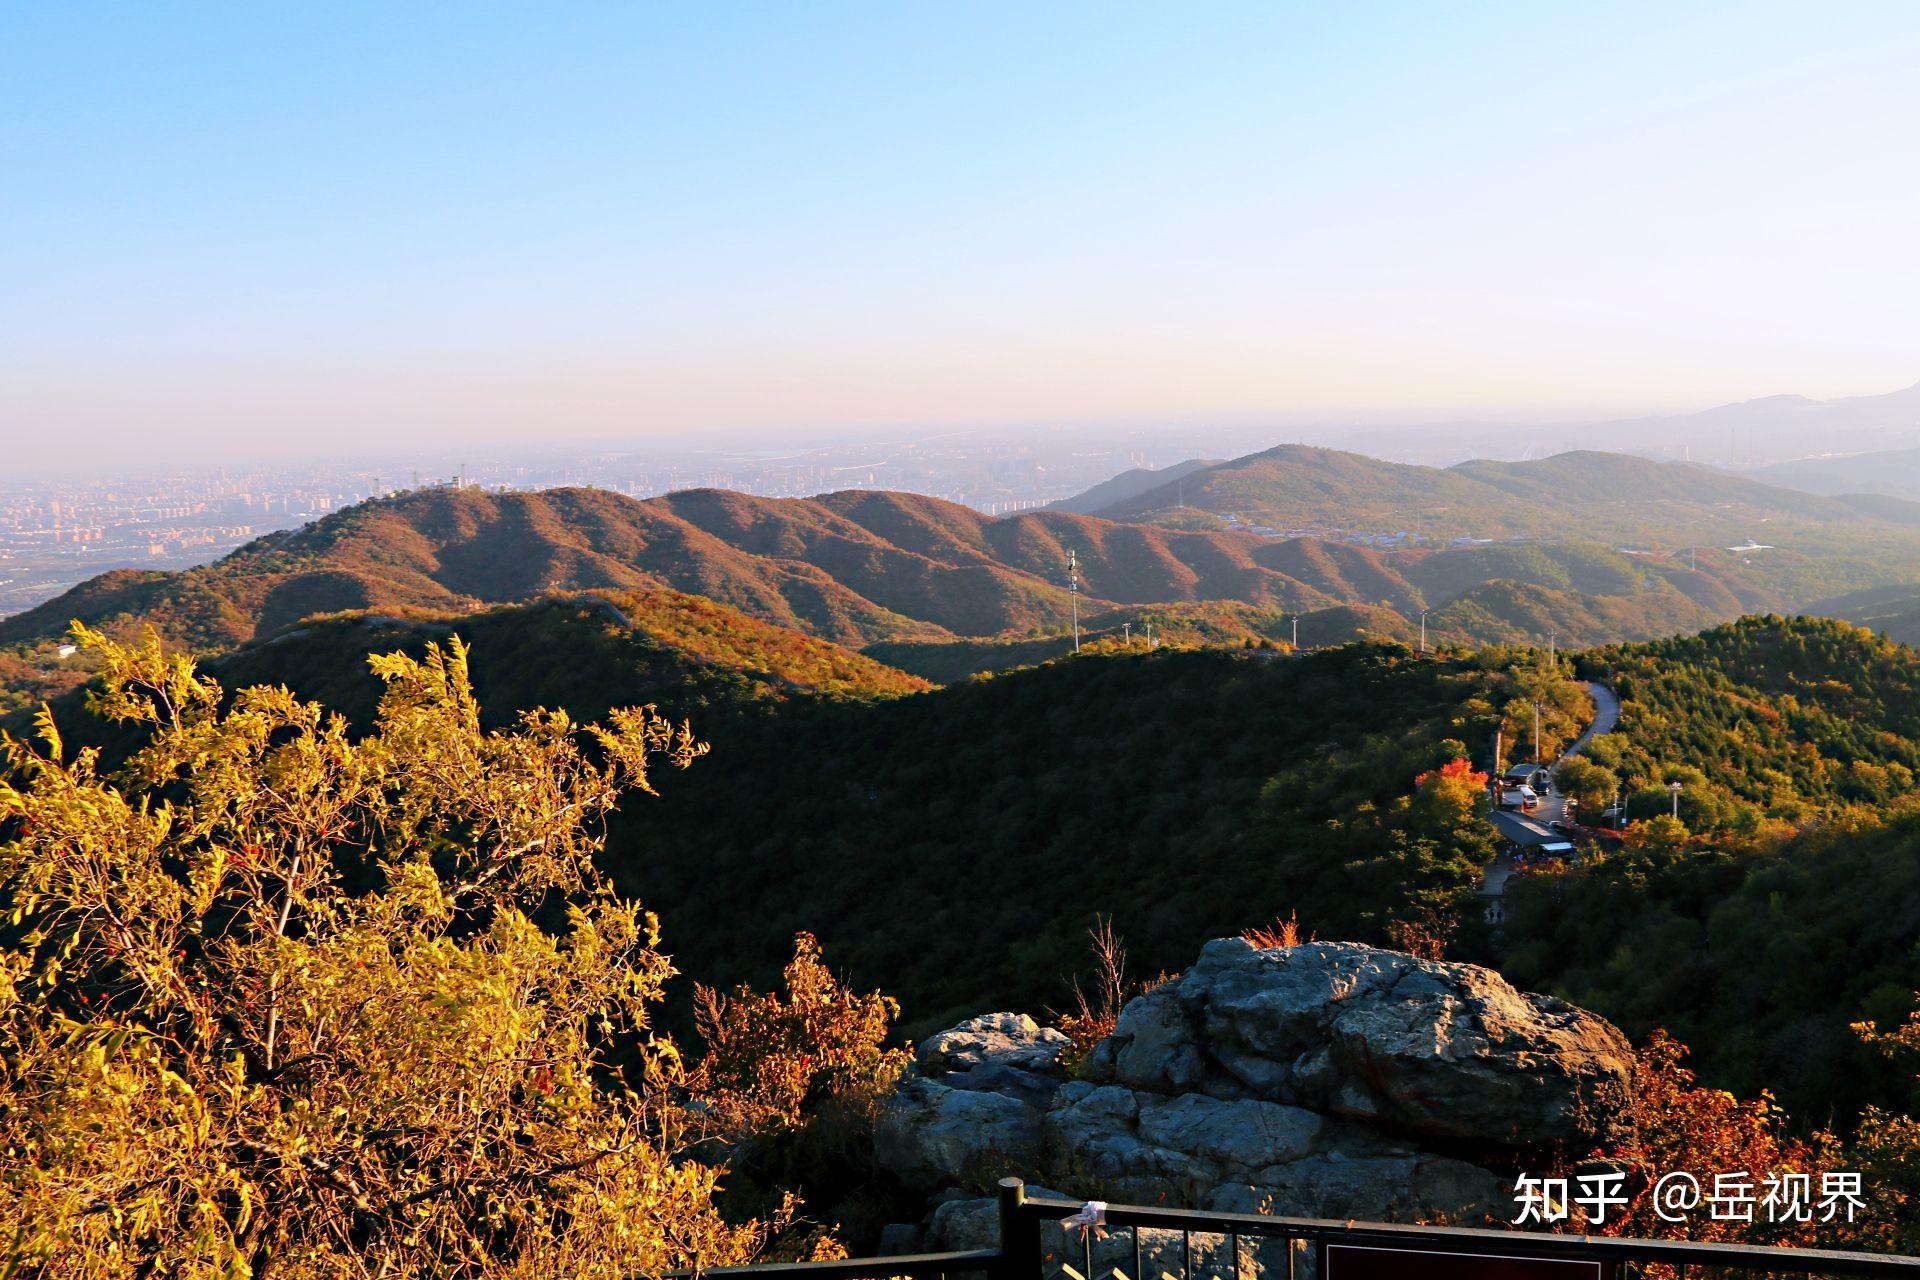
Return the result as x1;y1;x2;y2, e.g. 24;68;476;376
1499;786;1540;812
1501;764;1551;793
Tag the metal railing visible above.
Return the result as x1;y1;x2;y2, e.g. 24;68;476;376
670;1178;1920;1280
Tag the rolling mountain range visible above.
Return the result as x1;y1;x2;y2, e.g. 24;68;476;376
1093;443;1920;543
10;446;1920;713
0;477;1738;655
1583;379;1920;466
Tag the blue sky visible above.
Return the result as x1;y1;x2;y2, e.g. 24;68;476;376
5;3;1919;465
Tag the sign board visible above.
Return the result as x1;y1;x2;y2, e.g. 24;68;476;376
1323;1243;1610;1280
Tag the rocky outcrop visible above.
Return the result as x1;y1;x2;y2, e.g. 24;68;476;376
875;939;1636;1232
918;1012;1071;1107
873;1077;1045;1186
1087;938;1634;1147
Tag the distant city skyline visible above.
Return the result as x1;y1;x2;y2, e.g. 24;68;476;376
6;4;1919;469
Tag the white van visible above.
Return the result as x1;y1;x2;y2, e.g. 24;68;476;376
1500;786;1540;812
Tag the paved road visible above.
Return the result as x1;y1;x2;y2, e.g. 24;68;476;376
1480;681;1617;907
1566;681;1620;758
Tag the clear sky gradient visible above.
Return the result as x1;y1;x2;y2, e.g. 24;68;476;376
5;3;1919;466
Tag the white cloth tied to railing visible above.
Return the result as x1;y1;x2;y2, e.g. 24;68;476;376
1061;1200;1108;1240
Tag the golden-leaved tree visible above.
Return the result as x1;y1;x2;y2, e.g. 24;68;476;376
0;626;818;1278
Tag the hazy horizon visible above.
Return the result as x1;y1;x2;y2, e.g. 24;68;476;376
7;4;1920;470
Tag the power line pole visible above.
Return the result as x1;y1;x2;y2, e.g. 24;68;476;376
1122;622;1131;646
1291;614;1299;650
1067;549;1080;653
1420;610;1428;654
1533;701;1542;765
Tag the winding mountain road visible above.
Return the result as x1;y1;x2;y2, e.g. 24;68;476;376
1480;680;1619;906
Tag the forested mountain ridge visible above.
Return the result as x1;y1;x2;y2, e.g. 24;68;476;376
1489;616;1920;1125
1088;445;1920;604
621;640;1591;1032
1575;614;1920;823
1095;443;1920;537
0;474;1794;677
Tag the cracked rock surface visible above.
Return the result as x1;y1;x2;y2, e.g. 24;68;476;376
876;938;1635;1239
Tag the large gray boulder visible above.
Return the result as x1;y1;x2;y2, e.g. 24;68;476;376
919;1012;1071;1075
873;1077;1044;1185
925;1185;1071;1250
875;940;1635;1231
1090;938;1634;1147
917;1012;1071;1108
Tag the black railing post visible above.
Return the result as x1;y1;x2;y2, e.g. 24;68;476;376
997;1178;1044;1280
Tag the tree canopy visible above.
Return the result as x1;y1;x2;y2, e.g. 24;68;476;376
0;626;822;1278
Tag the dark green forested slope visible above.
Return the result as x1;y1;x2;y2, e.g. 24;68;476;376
625;642;1586;1033
41;583;1920;1139
22;592;1585;1039
1499;617;1920;1126
1503;812;1920;1131
1577;615;1920;823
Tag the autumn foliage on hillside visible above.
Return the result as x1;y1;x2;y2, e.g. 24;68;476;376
0;626;884;1277
1585;1031;1833;1245
693;932;910;1142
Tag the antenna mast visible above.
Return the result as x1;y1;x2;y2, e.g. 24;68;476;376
1068;549;1080;652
